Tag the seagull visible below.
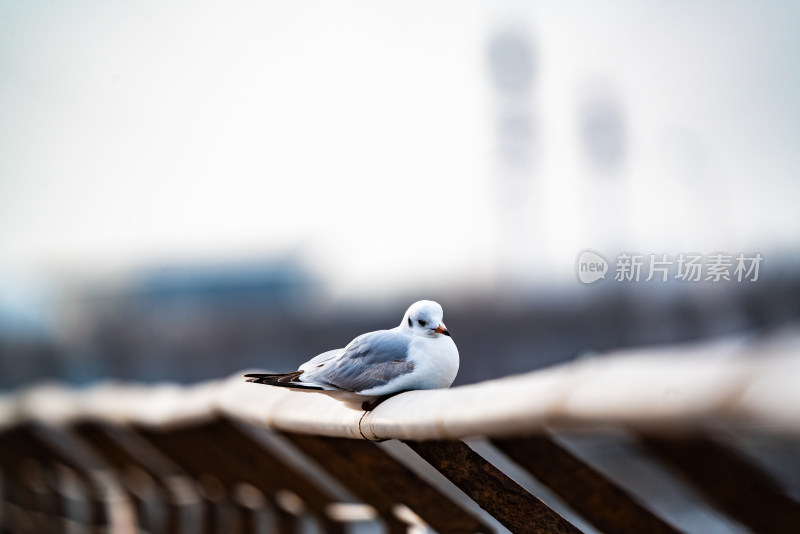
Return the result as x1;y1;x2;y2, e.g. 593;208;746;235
244;300;459;409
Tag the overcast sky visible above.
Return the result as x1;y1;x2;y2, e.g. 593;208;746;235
2;1;799;301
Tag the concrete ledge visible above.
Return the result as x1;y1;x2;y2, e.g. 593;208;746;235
7;328;800;440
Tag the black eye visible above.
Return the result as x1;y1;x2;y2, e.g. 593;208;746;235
407;317;412;327
417;319;427;327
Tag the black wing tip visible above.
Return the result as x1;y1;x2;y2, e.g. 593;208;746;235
243;371;325;390
242;373;277;384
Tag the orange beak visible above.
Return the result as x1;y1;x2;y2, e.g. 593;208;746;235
434;324;451;337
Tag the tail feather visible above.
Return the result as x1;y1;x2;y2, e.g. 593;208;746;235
243;371;325;390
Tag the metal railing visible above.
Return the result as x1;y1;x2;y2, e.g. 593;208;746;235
1;329;799;533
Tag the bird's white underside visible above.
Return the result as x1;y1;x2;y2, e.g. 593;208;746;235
293;300;459;396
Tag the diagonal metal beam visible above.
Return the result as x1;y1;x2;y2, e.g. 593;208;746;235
285;433;492;533
404;439;582;534
0;424;109;528
493;435;682;534
209;419;347;534
73;422;191;534
0;429;63;534
137;424;297;534
639;434;800;534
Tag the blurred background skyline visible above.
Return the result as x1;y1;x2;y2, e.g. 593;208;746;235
1;1;799;389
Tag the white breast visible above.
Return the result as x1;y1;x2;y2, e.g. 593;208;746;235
405;335;460;390
358;335;459;396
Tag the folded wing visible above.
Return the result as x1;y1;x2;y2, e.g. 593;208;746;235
307;330;415;393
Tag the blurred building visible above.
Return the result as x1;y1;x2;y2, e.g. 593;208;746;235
1;2;799;389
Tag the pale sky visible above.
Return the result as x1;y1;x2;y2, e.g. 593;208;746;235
1;1;799;300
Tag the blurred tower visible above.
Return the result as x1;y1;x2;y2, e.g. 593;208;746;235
578;82;630;256
487;24;545;291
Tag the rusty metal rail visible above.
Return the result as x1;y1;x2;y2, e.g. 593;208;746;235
1;330;800;532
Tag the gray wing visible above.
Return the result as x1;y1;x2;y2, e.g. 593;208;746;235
310;330;414;393
299;349;342;373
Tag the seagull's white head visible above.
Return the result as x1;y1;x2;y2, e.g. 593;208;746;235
401;300;451;338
